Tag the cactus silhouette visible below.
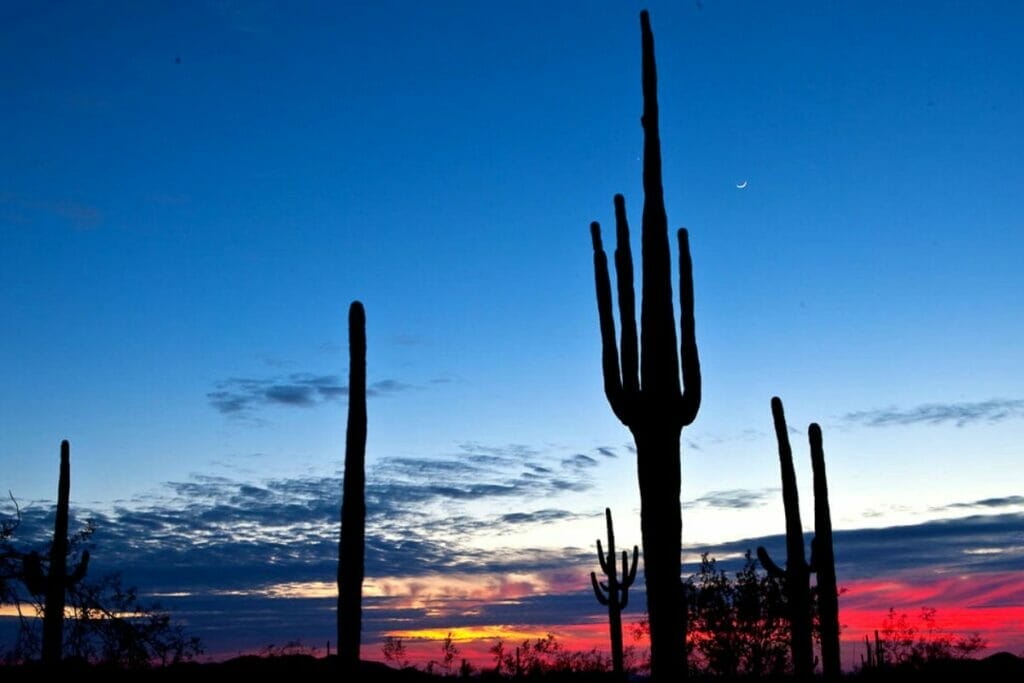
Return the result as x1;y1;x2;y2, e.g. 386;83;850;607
810;423;840;681
22;440;89;665
589;11;700;680
756;397;840;680
338;301;366;672
756;398;812;679
590;507;638;677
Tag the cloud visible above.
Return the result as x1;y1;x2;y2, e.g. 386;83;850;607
207;373;413;416
685;488;778;510
595;446;618;459
844;398;1024;428
695;513;1024;579
561;454;598;469
932;495;1024;512
8;469;1024;659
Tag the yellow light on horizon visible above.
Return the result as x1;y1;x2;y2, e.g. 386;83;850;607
387;625;553;642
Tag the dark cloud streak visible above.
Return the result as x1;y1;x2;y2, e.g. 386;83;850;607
207;373;413;416
844;398;1024;428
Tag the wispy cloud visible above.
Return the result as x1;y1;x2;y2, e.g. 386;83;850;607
207;373;413;416
844;398;1024;428
699;513;1024;579
8;476;1024;658
932;495;1024;512
685;488;777;510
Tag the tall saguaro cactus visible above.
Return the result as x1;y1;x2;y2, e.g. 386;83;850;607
590;507;638;677
338;301;367;672
22;440;90;666
756;398;813;679
757;397;841;680
589;11;701;681
810;424;841;681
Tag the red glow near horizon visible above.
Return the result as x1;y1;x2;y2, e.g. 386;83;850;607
354;571;1024;671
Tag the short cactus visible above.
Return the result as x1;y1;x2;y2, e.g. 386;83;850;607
590;507;638;677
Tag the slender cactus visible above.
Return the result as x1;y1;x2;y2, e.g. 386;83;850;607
757;397;813;679
589;11;700;680
22;440;89;665
757;398;841;680
590;508;638;677
338;301;367;672
810;423;841;681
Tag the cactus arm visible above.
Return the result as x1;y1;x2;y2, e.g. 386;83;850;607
626;545;639;586
756;546;785;579
67;550;89;587
612;194;640;397
603;508;616;563
591;572;609;605
591;223;629;424
677;228;701;425
596;539;609;575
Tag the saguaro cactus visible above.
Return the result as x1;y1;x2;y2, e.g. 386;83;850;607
810;423;841;681
590;507;638;677
757;397;841;680
338;301;367;671
589;11;701;681
22;440;89;665
756;398;813;679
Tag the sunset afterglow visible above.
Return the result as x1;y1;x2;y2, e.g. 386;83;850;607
3;0;1024;674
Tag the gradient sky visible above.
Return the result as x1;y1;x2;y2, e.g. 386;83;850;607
2;0;1023;668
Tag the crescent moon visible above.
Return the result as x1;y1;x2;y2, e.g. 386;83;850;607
736;180;748;189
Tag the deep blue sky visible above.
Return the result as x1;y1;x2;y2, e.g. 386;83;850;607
2;0;1024;661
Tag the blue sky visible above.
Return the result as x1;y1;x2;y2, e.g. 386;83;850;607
2;0;1024;663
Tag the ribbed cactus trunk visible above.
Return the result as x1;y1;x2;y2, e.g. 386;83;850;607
338;301;366;672
757;398;813;679
590;508;638;678
590;11;701;681
41;440;72;666
810;424;841;681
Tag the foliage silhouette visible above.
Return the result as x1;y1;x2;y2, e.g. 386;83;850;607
489;633;614;678
382;635;411;669
3;518;201;666
872;606;986;669
686;552;790;678
633;551;791;677
756;397;840;679
589;11;700;680
590;507;638;678
339;300;368;672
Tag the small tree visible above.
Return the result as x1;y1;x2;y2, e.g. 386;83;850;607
877;607;986;668
687;552;790;677
381;636;410;669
